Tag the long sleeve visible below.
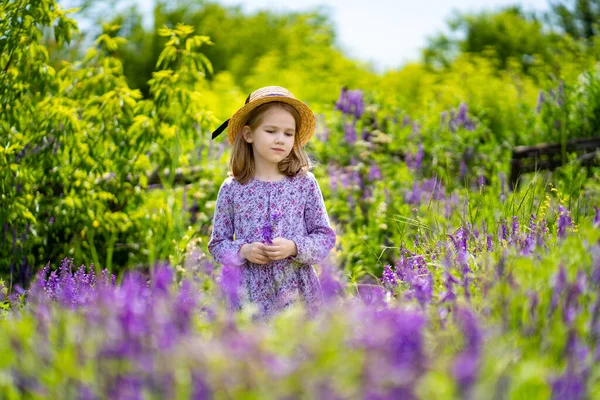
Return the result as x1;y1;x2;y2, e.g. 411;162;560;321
289;173;336;266
207;179;247;267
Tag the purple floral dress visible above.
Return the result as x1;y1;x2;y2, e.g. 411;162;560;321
208;171;337;320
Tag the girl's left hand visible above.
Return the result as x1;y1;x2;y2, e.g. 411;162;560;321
263;237;298;261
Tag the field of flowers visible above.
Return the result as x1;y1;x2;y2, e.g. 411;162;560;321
2;0;600;398
2;197;599;399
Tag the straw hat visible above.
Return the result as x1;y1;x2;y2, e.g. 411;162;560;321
211;86;316;146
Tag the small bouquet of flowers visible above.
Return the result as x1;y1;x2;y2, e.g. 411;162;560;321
261;209;282;245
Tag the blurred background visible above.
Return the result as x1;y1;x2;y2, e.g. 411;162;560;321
65;0;552;72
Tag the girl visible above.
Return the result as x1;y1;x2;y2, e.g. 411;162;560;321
207;86;336;320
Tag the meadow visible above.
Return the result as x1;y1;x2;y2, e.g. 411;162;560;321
1;0;600;398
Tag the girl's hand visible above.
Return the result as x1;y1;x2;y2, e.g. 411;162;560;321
240;242;270;265
264;238;298;261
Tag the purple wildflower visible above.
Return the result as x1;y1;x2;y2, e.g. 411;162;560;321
499;220;508;242
536;90;544;113
441;111;448;126
439;270;460;304
357;284;386;307
557;206;573;238
478;174;486;187
550;265;568;315
402;115;411;127
381;264;398;289
344;121;357;143
550;371;586;400
319;261;345;302
457;103;468;123
368;162;382;181
415;143;424;170
452;307;482;395
335;87;364;119
261;223;273;245
460;160;467;180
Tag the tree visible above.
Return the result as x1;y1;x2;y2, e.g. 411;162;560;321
423;7;558;73
548;0;600;41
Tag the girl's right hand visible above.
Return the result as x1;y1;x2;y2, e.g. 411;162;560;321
240;242;270;265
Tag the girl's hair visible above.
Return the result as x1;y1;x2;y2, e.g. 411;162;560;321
229;101;313;184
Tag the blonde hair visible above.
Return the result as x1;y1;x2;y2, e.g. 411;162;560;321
229;102;313;184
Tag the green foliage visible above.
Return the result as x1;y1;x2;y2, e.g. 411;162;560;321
549;0;600;40
423;5;598;79
101;0;364;105
0;0;217;288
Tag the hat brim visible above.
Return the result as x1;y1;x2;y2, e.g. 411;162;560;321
227;96;316;146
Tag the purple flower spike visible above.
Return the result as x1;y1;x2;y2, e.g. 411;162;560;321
319;261;345;302
460;160;467;180
536;90;545;114
402;115;411;127
368;162;382;181
335;87;364;119
381;264;398;289
457;103;468;123
441;111;448;126
344;121;357;143
261;223;273;245
357;284;386;307
550;371;585;400
152;263;173;295
452;307;482;395
557;206;573;238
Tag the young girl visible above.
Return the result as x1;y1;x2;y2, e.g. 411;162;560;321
207;86;336;320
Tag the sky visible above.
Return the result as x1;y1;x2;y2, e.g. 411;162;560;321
123;0;552;72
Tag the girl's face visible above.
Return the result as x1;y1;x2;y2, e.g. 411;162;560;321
242;106;296;166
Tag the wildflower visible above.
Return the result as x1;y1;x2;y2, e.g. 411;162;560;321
452;307;482;396
381;264;398;288
335;87;364;119
368;162;382;181
319;261;345;302
550;265;568;315
499;220;509;242
411;143;424;171
261;209;282;245
261;223;273;245
478;174;486;187
402;115;411;127
557;81;565;107
439;270;460;304
441;111;448;126
550;370;586;400
460;160;467;180
536;90;544;113
457;103;468;123
557;206;573;238
344;121;357;143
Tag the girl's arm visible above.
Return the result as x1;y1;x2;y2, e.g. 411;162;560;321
289;173;336;266
207;179;246;267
